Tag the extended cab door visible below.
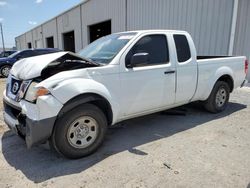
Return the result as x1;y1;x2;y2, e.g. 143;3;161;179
119;33;176;117
173;34;198;103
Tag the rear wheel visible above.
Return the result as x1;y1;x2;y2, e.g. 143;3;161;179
50;104;107;159
204;81;230;113
0;65;11;77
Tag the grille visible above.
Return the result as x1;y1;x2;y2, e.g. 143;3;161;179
6;75;31;102
10;78;22;95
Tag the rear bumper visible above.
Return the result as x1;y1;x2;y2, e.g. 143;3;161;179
3;98;56;148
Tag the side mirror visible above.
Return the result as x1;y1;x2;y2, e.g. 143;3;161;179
129;53;149;68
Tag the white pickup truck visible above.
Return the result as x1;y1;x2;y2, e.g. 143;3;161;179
3;30;248;158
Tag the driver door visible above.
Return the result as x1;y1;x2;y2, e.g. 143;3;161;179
119;34;176;117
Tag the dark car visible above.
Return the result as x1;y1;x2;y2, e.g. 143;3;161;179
0;48;61;77
0;50;17;58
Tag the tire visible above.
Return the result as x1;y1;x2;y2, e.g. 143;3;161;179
50;103;107;159
0;65;11;78
204;81;230;113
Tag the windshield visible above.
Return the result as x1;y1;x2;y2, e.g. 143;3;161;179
78;32;137;64
8;51;20;58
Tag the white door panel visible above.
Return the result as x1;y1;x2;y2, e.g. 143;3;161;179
119;33;176;116
175;61;197;103
120;64;175;116
173;34;198;103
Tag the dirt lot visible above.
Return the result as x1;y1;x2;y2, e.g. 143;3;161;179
0;79;250;188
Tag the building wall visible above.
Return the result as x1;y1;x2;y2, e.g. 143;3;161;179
42;18;58;48
15;0;249;59
233;0;250;60
81;0;126;47
18;35;26;50
25;32;32;48
127;0;234;55
57;6;82;52
31;26;43;48
233;0;250;79
15;36;22;50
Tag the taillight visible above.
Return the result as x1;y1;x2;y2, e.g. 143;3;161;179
245;59;249;75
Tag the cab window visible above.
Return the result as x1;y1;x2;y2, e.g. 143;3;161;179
173;34;191;62
126;34;169;67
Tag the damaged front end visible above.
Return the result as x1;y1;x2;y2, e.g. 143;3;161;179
40;52;101;80
4;51;101;147
11;51;101;81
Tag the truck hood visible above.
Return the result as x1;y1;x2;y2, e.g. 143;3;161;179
10;51;98;80
10;52;68;80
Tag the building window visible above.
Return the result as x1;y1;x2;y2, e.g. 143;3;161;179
89;20;111;43
46;36;54;48
27;42;32;49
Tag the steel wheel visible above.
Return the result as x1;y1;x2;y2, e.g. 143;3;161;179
1;65;11;77
67;116;98;149
50;103;107;159
215;87;227;107
204;81;230;113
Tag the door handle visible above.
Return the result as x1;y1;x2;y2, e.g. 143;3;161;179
164;70;175;74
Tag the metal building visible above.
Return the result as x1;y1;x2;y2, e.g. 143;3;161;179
15;0;250;60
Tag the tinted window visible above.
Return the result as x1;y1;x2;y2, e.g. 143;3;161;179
0;51;14;57
173;34;191;62
126;35;169;67
18;50;36;58
34;49;60;55
35;50;50;55
5;52;12;56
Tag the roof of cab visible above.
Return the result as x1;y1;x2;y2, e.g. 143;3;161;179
116;29;188;35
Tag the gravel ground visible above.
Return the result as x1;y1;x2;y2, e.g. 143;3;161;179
0;79;250;188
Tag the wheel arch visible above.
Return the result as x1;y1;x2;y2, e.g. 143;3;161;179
216;74;234;92
205;74;234;100
205;67;234;100
57;93;113;126
0;63;12;67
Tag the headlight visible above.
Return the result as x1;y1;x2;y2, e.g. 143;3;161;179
24;82;50;102
18;80;31;99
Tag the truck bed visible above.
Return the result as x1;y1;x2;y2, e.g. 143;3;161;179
193;55;246;102
197;56;231;60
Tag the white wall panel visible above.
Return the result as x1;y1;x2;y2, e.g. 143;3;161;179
42;19;58;48
233;0;250;59
15;0;249;60
57;6;82;52
31;26;43;48
25;32;32;48
17;34;26;50
127;0;234;55
81;0;126;47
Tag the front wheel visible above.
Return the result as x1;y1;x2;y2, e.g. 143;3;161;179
50;104;107;159
204;81;230;113
0;65;11;78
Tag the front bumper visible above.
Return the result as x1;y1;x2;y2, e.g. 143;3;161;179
3;91;63;148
